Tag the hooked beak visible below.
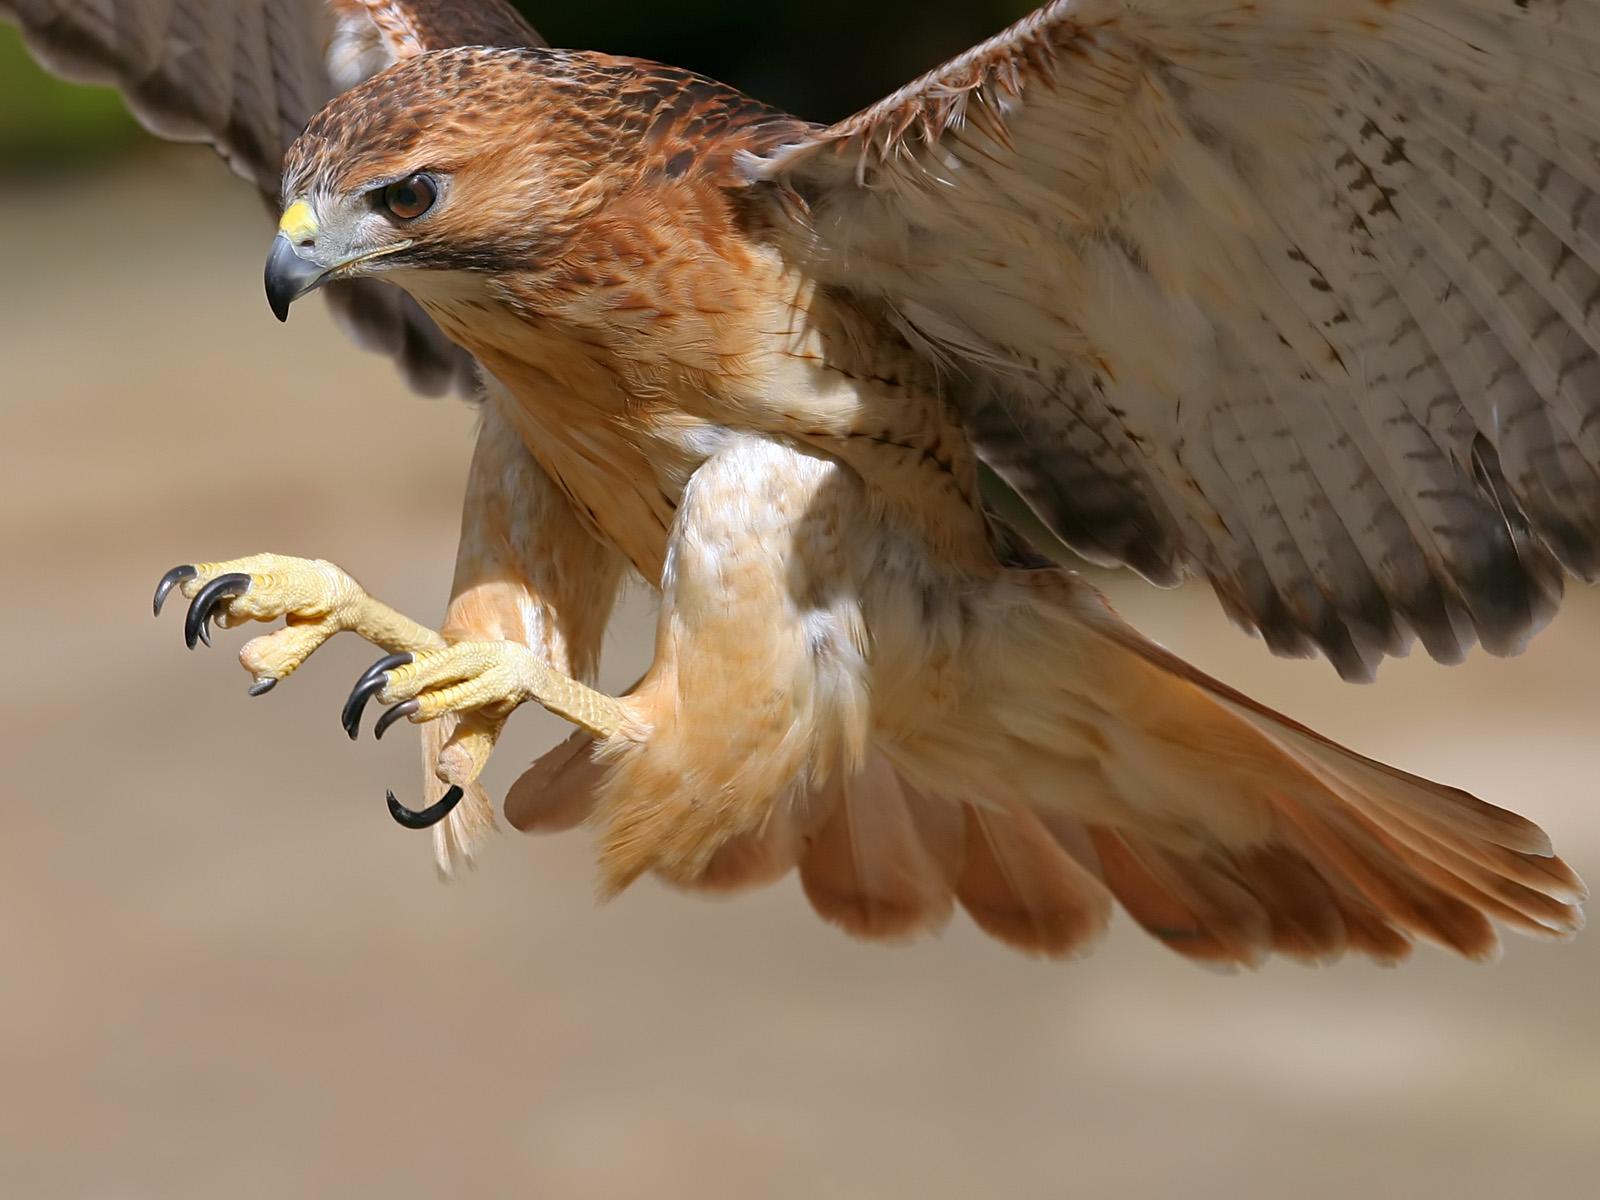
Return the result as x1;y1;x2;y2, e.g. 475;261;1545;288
264;200;327;322
264;234;328;322
263;198;415;322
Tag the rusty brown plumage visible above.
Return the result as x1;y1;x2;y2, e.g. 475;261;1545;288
9;0;1594;969
284;47;811;233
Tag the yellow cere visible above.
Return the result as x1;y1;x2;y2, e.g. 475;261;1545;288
277;200;318;242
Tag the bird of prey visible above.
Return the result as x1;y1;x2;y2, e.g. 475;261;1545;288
7;0;1594;968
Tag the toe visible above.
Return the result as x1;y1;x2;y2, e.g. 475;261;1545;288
376;643;520;720
344;643;526;743
238;620;336;690
184;573;252;649
377;646;487;704
435;713;506;785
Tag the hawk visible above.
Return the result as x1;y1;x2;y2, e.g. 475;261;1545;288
6;0;1592;967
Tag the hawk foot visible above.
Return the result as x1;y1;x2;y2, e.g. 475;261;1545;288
152;554;628;834
153;553;447;693
340;642;628;829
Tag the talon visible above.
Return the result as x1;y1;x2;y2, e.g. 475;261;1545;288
153;565;197;617
342;651;413;740
373;698;418;740
386;785;464;830
183;572;252;649
248;677;278;697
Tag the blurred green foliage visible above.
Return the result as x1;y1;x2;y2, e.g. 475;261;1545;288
0;24;137;164
1;2;1032;167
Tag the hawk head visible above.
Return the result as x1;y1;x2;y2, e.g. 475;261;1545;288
264;47;607;321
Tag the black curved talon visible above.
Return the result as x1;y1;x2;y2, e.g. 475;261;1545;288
341;652;413;740
386;785;464;830
373;698;418;740
152;565;197;617
183;573;252;649
247;678;278;697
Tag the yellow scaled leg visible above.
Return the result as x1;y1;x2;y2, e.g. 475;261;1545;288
154;552;628;831
342;640;628;792
152;553;445;692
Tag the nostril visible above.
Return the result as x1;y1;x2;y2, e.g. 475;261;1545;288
296;238;315;250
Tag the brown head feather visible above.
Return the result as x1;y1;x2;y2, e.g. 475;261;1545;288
282;48;813;276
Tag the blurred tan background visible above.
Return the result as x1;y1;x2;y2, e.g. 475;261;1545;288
2;10;1599;1199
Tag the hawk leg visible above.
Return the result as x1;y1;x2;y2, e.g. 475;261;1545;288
153;551;626;828
342;639;627;750
153;553;446;690
148;393;627;853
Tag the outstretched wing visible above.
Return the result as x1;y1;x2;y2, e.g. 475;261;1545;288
753;0;1600;680
0;0;544;397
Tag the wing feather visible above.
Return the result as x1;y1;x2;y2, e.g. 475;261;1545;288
0;0;543;398
752;0;1600;678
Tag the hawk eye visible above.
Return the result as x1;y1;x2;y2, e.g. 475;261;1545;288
381;173;437;221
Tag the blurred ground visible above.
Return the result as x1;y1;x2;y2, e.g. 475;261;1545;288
1;152;1598;1200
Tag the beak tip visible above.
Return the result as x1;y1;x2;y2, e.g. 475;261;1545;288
264;233;325;324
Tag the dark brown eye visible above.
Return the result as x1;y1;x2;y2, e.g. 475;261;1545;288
382;173;436;220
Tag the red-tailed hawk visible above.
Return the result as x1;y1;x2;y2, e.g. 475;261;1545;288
6;0;1591;967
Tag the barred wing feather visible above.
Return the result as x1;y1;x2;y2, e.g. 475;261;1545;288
755;0;1600;680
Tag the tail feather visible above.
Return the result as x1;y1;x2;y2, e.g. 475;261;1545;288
1415;841;1584;939
1370;803;1587;904
797;754;959;942
1273;733;1553;856
1324;889;1416;966
1088;828;1266;966
1401;850;1582;943
493;580;1582;968
1068;593;1579;963
955;803;1112;959
1228;846;1350;966
1275;797;1501;961
685;804;811;894
900;782;967;884
1337;803;1583;941
1099;610;1556;857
